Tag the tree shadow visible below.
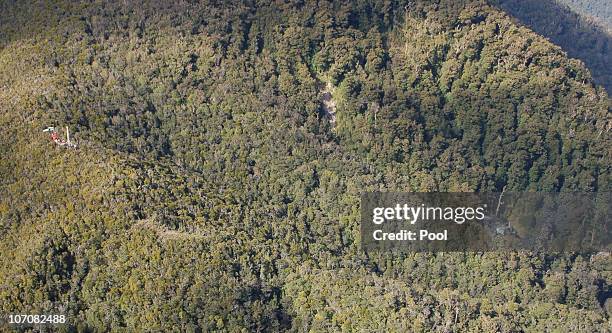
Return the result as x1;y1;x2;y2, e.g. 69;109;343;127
493;0;611;93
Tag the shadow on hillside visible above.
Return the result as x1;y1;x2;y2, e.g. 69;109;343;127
493;0;611;93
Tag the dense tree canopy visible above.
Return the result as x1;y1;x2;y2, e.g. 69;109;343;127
494;0;612;92
0;0;610;331
557;0;612;28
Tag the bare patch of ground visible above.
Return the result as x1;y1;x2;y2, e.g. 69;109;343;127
320;82;336;124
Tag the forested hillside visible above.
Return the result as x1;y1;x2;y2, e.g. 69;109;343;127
557;0;612;28
494;0;612;92
1;0;610;331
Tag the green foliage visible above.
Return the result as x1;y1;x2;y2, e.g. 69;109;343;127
0;0;610;331
494;0;612;92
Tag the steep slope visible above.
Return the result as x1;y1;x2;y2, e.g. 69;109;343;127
494;0;612;92
557;0;612;29
1;0;610;331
